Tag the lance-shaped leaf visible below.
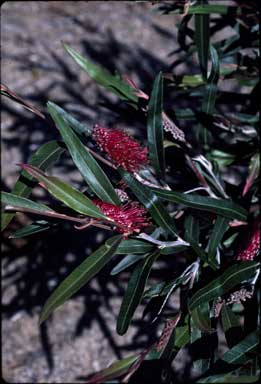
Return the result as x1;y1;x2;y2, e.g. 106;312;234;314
39;235;122;324
169;315;190;361
197;372;259;383
116;239;155;254
120;170;178;236
190;315;213;374
47;102;92;136
149;188;247;221
208;216;230;267
117;249;160;335
202;45;220;116
201;45;220;146
1;140;65;231
111;254;146;276
147;72;165;179
85;355;139;383
221;331;259;365
184;215;199;242
185;232;217;269
160;244;189;255
20;164;107;220
63;44;138;105
2;192;54;213
143;275;185;299
9;221;53;239
169;5;242;15
189;262;260;310
243;153;260;196
47;101;120;205
191;303;213;332
195;0;209;80
221;305;242;349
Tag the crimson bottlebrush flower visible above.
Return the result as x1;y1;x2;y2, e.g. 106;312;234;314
235;220;260;261
93;199;151;237
93;125;149;173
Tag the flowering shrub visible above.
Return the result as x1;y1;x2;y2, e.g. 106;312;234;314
1;1;260;383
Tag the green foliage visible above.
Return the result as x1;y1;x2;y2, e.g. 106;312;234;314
39;235;122;324
2;1;260;382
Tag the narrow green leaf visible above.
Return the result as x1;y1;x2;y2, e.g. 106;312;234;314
116;239;154;254
184;215;199;242
243;153;260;196
221;305;242;348
86;355;139;383
1;140;65;231
48;101;120;205
150;188;247;221
147;72;165;179
9;221;52;239
47;103;92;136
197;373;260;383
209;150;236;168
190;312;212;373
2;192;54;212
195;0;209;80
120;170;178;236
143;275;185;299
201;45;220;146
111;254;146;276
208;216;230;267
189;262;260;310
39;235;122;324
170;5;242;15
174;320;190;349
20;165;107;220
160;244;189;255
185;232;217;269
191;303;213;332
168;316;190;361
117;249;160;335
63;44;138;105
221;331;259;365
202;45;220;116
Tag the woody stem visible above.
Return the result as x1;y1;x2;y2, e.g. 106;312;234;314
85;146;117;169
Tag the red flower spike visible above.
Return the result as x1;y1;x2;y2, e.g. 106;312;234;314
93;125;149;173
235;220;260;261
93;200;151;237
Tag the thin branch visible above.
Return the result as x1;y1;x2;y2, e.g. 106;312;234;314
5;205;115;231
85;145;117;169
74;219;113;231
4;205;86;223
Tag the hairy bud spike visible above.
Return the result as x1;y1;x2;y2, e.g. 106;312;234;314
93;199;151;237
93;125;149;173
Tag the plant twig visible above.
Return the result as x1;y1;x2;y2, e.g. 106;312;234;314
4;205;86;223
85;145;117;169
